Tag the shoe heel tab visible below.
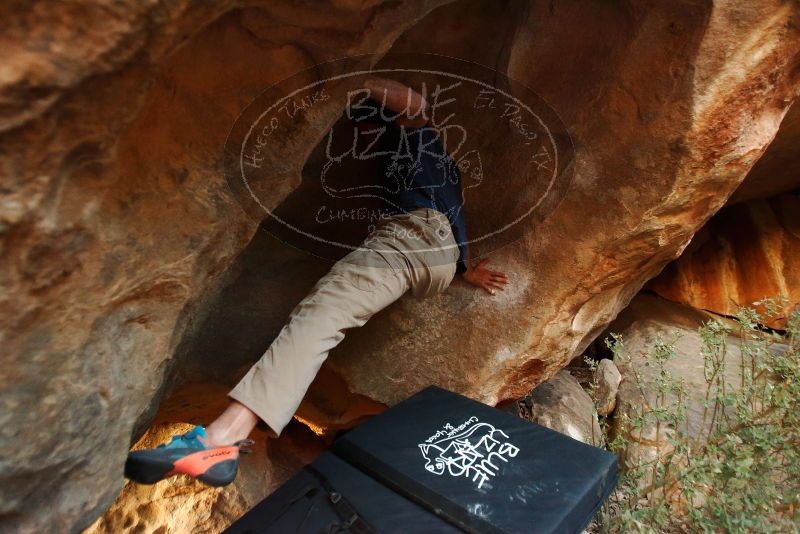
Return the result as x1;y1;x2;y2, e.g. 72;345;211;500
233;438;256;454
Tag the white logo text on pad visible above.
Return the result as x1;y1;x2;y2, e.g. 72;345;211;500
418;416;520;489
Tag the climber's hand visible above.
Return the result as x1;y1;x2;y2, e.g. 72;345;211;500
463;258;508;295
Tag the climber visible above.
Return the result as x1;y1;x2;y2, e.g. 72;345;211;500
124;77;509;487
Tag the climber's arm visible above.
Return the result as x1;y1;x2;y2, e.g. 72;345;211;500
447;148;508;295
456;195;507;295
362;77;429;128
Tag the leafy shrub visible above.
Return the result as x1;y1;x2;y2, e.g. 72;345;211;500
590;301;800;533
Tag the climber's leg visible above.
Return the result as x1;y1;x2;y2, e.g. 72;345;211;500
202;400;260;448
124;209;457;486
222;207;458;440
226;245;412;438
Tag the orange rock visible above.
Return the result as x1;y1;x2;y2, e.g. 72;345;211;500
729;101;800;205
650;194;800;329
1;0;800;530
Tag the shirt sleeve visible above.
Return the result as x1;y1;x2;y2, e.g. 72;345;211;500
454;213;469;274
450;161;469;274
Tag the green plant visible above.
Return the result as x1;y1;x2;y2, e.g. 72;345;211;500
594;301;800;533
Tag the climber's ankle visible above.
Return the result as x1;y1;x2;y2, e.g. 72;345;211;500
201;400;260;447
200;427;238;448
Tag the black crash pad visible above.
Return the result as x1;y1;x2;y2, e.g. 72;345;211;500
225;385;618;533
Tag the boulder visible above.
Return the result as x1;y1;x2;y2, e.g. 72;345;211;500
649;193;800;329
1;0;799;529
594;359;621;417
513;370;602;446
314;0;800;411
0;1;453;530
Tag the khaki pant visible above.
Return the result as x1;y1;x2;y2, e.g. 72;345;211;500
228;208;459;437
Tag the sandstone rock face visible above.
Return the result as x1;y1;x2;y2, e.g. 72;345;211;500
513;370;602;446
729;101;800;204
1;0;800;530
649;193;800;329
594;359;621;417
0;1;452;531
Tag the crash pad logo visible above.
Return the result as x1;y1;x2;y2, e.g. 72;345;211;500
224;53;574;266
418;416;520;490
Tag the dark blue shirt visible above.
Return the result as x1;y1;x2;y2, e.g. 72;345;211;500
349;98;468;273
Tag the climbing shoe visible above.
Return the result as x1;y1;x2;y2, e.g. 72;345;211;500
124;425;255;487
